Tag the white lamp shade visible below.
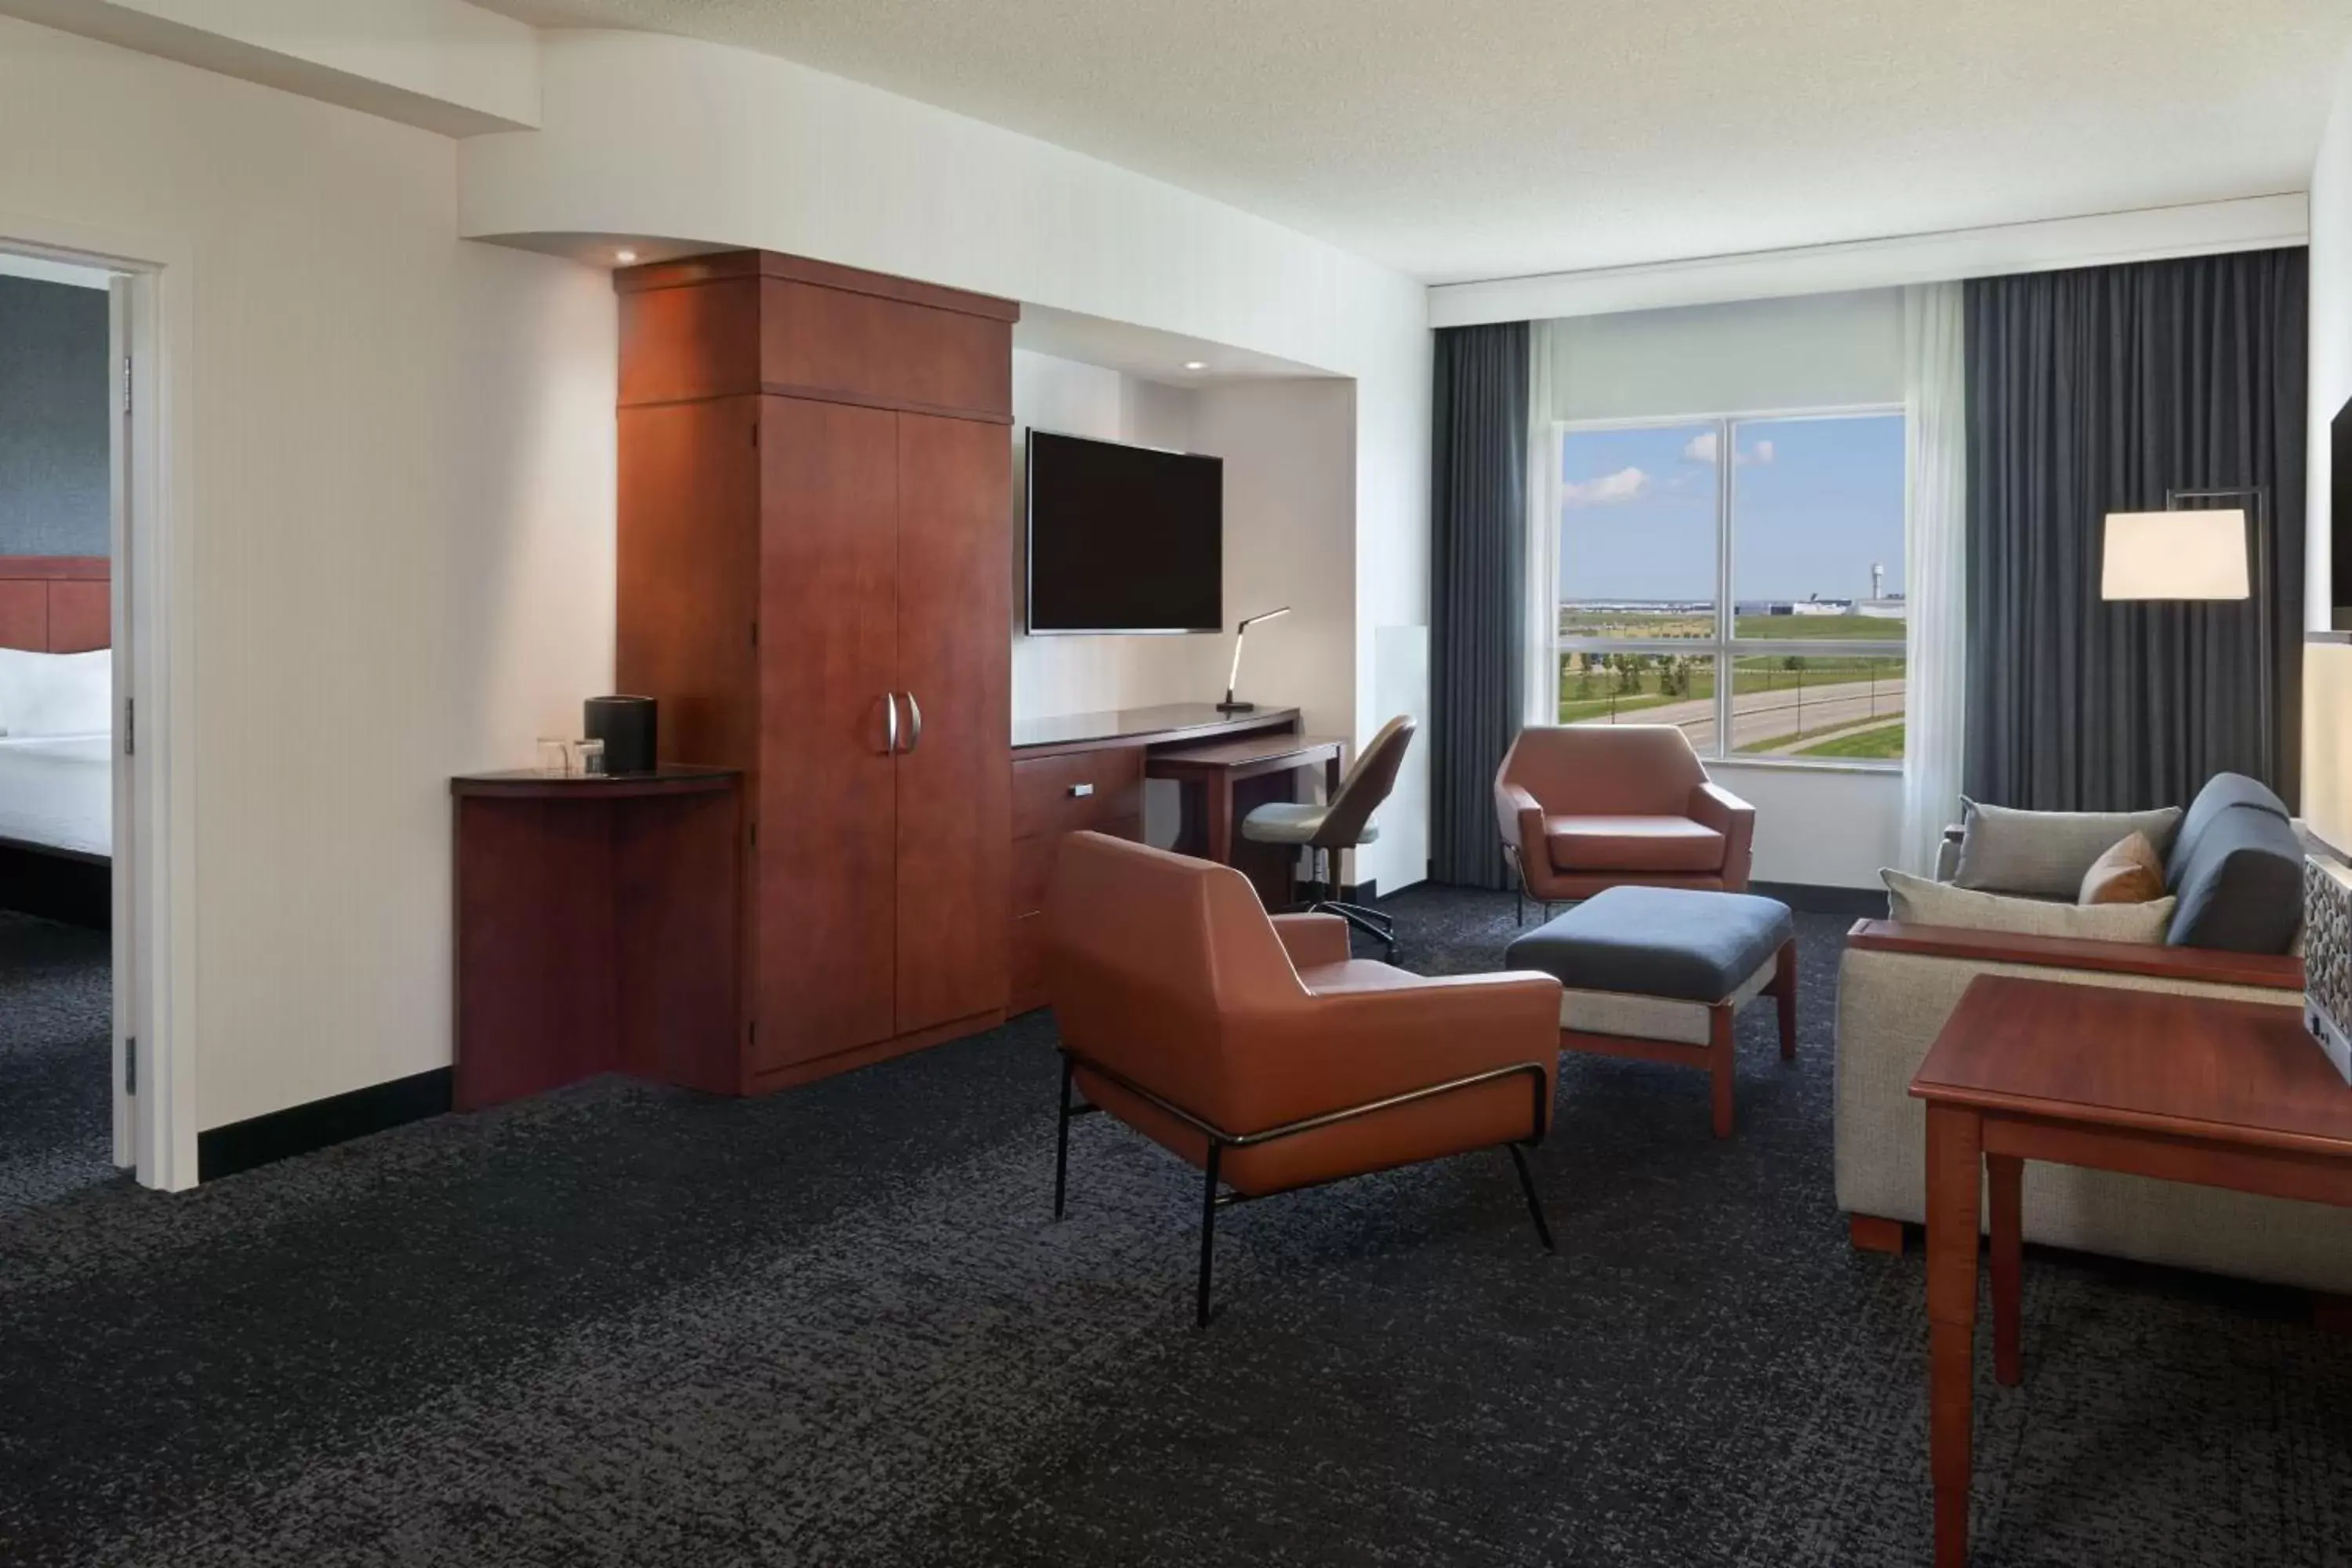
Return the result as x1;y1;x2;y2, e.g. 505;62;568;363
2100;510;2250;601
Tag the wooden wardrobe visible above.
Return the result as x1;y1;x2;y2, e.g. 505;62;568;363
615;250;1015;1091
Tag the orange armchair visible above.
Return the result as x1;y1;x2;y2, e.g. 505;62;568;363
1494;724;1755;917
1044;830;1563;1325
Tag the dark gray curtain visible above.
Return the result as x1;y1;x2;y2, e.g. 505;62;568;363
1429;322;1529;887
1964;248;2307;811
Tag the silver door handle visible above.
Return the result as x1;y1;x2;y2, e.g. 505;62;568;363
902;690;924;754
1068;782;1094;798
884;692;898;756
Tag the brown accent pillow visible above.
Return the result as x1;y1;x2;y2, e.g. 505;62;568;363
2078;832;2166;906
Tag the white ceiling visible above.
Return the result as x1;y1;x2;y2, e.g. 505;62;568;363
477;0;2352;285
1015;304;1331;386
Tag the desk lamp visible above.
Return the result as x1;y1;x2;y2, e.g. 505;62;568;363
1217;606;1290;714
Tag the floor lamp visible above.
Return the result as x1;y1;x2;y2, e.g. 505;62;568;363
2100;488;2273;779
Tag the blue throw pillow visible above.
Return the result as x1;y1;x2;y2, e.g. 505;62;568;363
2165;772;2291;889
2165;800;2303;953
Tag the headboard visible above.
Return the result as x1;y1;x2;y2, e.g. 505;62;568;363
0;557;108;652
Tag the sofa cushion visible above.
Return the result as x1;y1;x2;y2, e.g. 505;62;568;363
1504;885;1791;1002
2078;832;2166;906
1952;799;2183;898
2165;803;2303;953
1882;868;2176;944
2165;771;2292;888
1544;815;1724;873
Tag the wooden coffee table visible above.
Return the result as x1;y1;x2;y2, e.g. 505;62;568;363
1908;975;2352;1568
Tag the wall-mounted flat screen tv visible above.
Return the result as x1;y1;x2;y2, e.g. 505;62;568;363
1025;430;1222;634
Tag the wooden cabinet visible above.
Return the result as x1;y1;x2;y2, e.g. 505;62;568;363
616;251;1015;1090
452;769;744;1109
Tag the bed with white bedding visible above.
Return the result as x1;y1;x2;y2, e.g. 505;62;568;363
0;564;114;924
0;731;111;858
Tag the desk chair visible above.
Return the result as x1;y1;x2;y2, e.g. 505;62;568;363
1241;715;1416;959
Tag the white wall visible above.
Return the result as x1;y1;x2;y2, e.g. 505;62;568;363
1710;761;1901;891
457;28;1432;891
0;0;539;134
1192;378;1387;879
2310;42;2352;633
0;16;615;1132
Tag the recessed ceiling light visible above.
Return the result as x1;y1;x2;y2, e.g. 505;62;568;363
1183;361;1207;371
615;249;639;264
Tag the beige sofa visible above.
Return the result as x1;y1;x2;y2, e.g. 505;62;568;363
1835;920;2352;1294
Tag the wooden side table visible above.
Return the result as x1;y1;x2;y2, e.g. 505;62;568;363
1909;975;2352;1566
452;768;743;1109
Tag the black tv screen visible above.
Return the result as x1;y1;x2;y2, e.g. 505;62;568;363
1025;430;1222;633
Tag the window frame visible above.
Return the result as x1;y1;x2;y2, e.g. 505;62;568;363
1552;403;1907;771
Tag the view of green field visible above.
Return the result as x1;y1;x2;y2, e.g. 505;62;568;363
1555;644;1907;762
1797;722;1905;760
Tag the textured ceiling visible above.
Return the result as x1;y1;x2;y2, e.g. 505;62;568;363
477;0;2352;283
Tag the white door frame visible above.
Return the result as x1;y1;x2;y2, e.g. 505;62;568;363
3;212;196;1190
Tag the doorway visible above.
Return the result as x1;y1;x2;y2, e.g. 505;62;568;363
0;235;178;1195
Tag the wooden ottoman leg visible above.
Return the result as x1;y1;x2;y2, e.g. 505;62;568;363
1849;1214;1906;1254
1708;1003;1735;1138
1774;938;1798;1062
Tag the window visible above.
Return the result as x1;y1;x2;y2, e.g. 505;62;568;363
1555;410;1906;765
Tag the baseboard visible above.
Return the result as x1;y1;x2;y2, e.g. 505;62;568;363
0;840;109;930
1751;880;1887;918
197;1067;452;1182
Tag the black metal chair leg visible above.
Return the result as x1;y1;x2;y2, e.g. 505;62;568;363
1054;1053;1075;1220
1507;1142;1556;1253
1196;1142;1223;1328
1333;905;1396;962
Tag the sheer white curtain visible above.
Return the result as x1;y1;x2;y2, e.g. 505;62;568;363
1899;282;1968;874
1522;320;1563;728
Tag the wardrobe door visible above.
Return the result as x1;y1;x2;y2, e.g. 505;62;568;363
756;396;902;1069
891;412;1011;1034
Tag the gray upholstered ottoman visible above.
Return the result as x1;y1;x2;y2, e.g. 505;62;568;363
1504;885;1798;1138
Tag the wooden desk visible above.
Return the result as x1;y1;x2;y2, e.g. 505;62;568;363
1147;733;1346;877
1909;976;2352;1567
1007;703;1306;1013
452;768;743;1109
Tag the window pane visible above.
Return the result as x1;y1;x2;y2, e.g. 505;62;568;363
1558;423;1718;641
1558;651;1718;752
1727;652;1906;761
1730;414;1905;641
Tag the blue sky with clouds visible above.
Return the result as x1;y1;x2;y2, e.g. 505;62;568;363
1558;414;1905;604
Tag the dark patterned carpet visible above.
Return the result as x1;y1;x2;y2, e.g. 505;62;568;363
0;913;117;1214
3;887;2350;1566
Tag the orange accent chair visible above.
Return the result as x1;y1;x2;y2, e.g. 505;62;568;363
1044;830;1564;1325
1494;724;1756;919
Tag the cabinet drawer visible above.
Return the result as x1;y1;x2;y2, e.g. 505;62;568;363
1012;815;1140;916
1013;747;1144;839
